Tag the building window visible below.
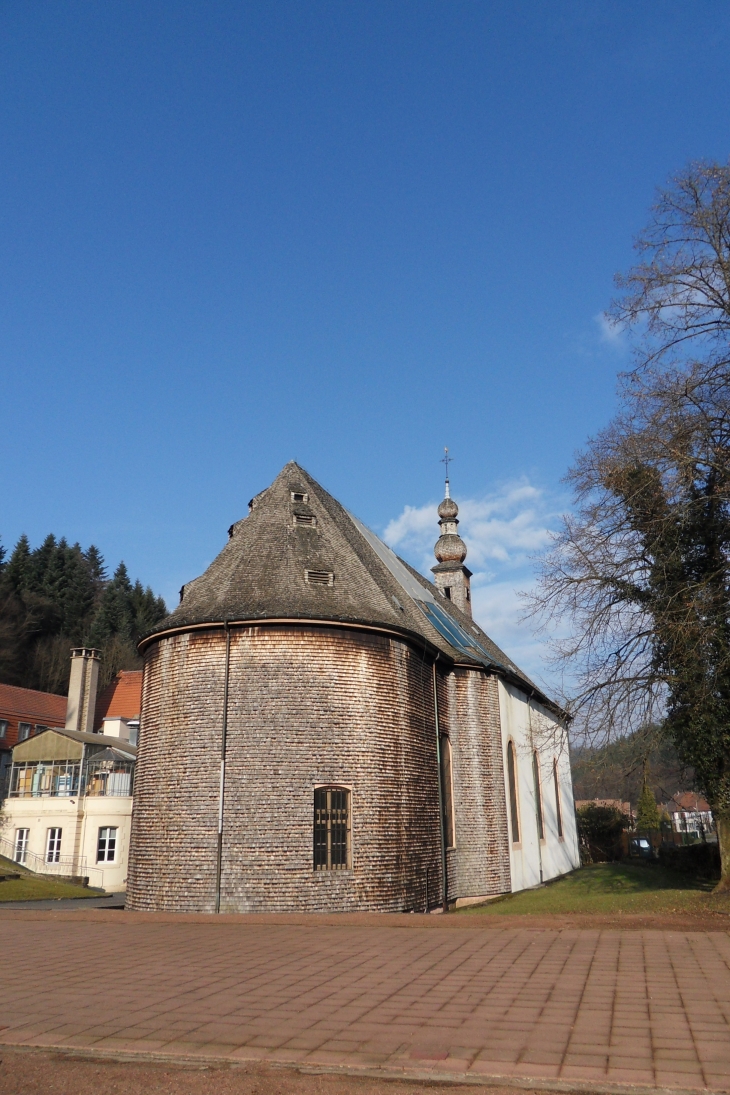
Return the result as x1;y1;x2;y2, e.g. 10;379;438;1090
440;735;455;848
0;719;8;739
466;588;471;602
443;587;451;599
18;723;31;742
97;827;117;863
553;759;564;838
14;828;29;865
507;740;520;844
314;787;351;870
46;828;62;863
533;751;544;841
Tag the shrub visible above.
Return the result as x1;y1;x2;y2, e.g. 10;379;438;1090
657;841;720;879
576;804;628;863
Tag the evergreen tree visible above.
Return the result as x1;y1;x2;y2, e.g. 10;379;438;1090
5;534;31;592
636;784;662;831
0;534;166;695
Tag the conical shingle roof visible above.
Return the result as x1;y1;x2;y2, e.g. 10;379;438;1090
143;462;547;702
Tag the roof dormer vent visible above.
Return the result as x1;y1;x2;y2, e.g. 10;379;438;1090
305;569;334;587
293;513;317;528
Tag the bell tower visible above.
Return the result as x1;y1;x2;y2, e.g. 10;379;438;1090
431;450;472;617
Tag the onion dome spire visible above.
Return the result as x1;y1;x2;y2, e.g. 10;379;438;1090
432;448;472;615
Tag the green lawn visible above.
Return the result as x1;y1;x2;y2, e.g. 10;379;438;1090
458;862;730;917
0;854;105;902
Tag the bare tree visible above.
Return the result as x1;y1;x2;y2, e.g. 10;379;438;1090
529;160;730;888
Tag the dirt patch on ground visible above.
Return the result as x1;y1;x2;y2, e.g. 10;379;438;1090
0;1048;531;1095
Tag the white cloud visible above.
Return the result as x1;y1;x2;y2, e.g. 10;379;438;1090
595;311;626;347
382;478;567;690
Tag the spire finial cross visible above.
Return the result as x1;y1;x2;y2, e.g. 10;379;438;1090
441;447;451;498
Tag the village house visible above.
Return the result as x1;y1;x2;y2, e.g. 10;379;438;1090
127;462;580;914
0;652;142;891
664;792;715;841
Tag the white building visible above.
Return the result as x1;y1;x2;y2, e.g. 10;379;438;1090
0;649;139;893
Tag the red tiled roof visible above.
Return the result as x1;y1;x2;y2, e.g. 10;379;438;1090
0;682;66;725
94;671;143;729
666;792;712;814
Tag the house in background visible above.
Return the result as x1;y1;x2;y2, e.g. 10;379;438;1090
664;792;715;841
0;683;67;795
0;649;142;891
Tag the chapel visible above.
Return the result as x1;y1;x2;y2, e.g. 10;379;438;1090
126;462;579;913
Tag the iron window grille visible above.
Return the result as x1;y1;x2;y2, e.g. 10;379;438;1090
97;826;117;863
46;828;62;863
314;787;351;870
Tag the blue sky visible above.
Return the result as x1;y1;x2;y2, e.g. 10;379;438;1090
2;2;729;684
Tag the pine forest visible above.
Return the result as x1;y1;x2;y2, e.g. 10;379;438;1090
0;533;167;696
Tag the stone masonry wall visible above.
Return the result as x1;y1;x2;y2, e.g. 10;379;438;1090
127;625;443;913
442;668;511;901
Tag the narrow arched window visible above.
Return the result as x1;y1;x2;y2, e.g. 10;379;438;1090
507;741;520;844
553;759;563;838
440;735;455;848
533;751;544;841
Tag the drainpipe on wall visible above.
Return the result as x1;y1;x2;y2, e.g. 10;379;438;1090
432;659;448;911
214;621;231;914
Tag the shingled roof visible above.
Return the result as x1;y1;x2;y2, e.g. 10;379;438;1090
142;462;551;705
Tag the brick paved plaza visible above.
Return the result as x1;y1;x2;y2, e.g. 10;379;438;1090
1;911;730;1091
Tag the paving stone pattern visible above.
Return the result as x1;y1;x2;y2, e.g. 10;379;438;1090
2;919;730;1090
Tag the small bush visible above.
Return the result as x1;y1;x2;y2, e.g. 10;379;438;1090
657;841;720;879
576;804;628;863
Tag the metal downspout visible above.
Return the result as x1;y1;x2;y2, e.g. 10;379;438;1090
432;660;448;911
215;622;231;914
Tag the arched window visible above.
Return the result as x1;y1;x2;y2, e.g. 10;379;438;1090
507;740;520;844
313;787;351;870
440;735;455;848
553;759;563;838
533;751;544;841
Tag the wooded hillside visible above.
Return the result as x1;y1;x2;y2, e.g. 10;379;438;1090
0;533;167;695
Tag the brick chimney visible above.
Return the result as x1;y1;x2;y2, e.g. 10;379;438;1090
65;648;101;735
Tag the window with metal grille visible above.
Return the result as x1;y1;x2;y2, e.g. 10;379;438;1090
97;826;118;863
553;759;563;838
305;569;334;586
507;740;520;844
46;827;62;863
293;513;317;527
313;787;351;870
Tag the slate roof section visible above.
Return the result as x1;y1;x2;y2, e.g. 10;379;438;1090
143;462;552;706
